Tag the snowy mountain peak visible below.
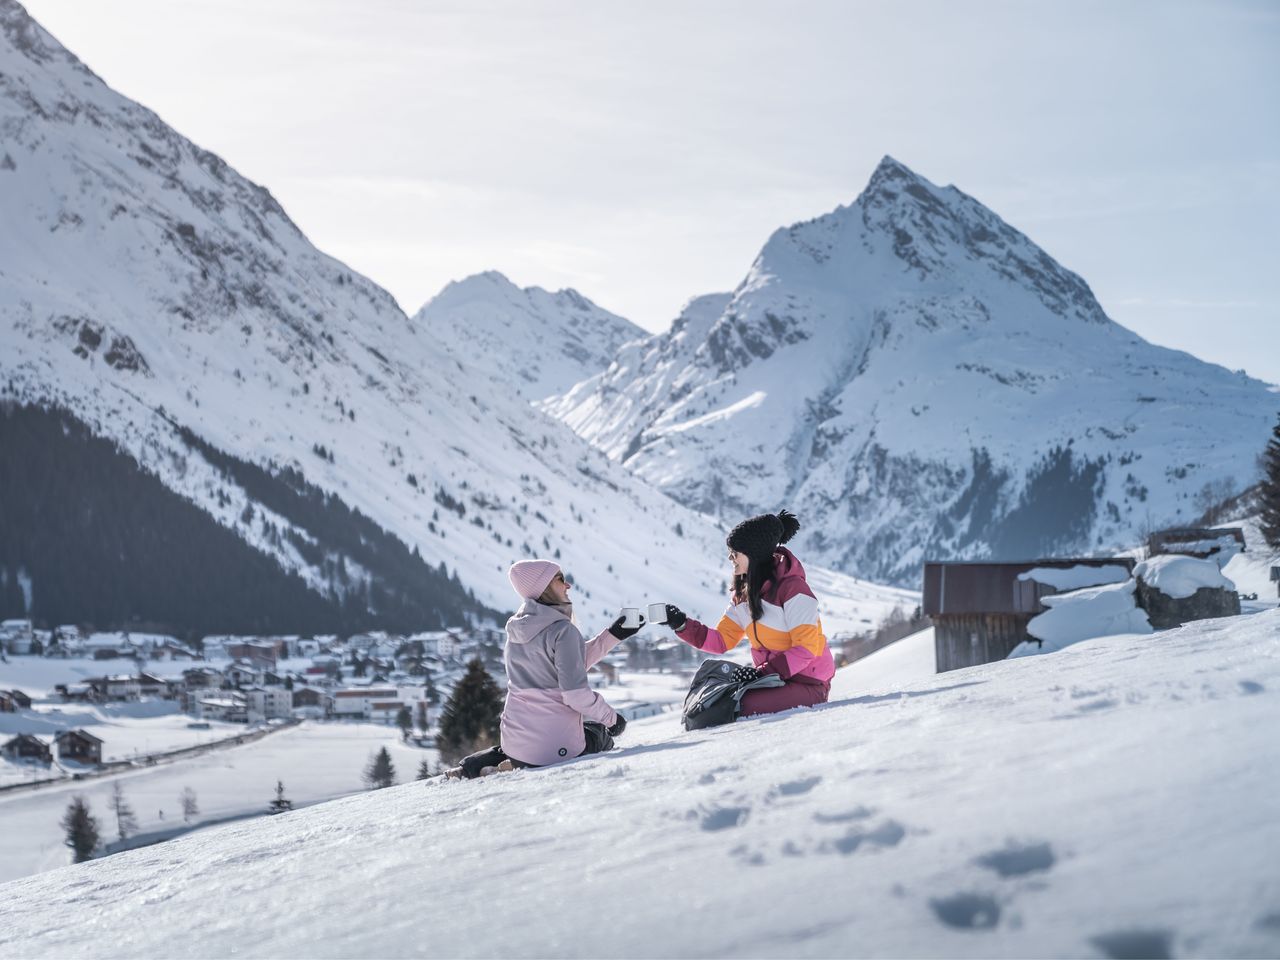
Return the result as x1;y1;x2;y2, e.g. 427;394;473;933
548;160;1277;585
414;272;644;399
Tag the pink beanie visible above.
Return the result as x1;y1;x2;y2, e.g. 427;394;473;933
508;559;561;600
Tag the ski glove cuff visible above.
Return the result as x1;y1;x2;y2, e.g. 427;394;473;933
665;605;688;632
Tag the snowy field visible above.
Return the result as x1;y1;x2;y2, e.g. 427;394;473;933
0;720;434;884
0;670;690;884
3;608;1276;958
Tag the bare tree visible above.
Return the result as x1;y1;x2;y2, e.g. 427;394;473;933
108;781;138;841
180;786;199;823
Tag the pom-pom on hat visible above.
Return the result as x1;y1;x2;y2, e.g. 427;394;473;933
508;559;561;600
726;509;801;559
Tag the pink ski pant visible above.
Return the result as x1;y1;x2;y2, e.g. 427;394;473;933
739;676;830;718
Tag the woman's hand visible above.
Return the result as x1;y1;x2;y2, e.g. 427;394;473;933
731;664;763;684
607;714;627;738
608;614;645;640
664;605;688;631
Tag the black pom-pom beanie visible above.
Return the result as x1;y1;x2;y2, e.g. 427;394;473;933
727;509;801;559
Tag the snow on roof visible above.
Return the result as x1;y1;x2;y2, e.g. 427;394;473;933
1015;580;1153;654
1134;555;1236;600
1016;564;1131;591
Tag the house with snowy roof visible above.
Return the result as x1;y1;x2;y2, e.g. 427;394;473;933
0;689;32;712
2;733;52;764
55;729;103;765
1148;527;1245;562
923;559;1136;672
1;618;34;655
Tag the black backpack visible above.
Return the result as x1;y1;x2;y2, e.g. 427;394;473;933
682;659;785;731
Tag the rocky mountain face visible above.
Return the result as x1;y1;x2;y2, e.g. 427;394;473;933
0;1;905;635
546;156;1279;586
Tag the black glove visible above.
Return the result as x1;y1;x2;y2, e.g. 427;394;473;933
608;614;645;640
607;714;627;738
665;604;688;632
731;664;763;684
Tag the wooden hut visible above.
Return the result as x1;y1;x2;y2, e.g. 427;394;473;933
2;734;52;764
55;728;104;765
1147;527;1245;560
923;558;1136;673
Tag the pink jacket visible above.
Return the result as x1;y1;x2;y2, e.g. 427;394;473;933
500;600;621;767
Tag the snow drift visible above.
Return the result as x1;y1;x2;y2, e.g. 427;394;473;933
3;609;1278;958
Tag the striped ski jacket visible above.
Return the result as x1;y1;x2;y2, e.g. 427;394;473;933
675;547;834;683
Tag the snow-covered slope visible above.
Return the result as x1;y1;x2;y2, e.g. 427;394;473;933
413;271;645;400
0;1;900;633
4;608;1277;958
546;156;1280;586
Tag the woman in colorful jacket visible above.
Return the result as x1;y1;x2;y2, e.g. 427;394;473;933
453;559;639;778
667;510;834;717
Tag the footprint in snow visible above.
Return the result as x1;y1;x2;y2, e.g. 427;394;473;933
1089;928;1174;960
975;841;1056;878
700;805;750;831
774;775;822;797
929;892;1001;930
813;806;875;824
1239;680;1265;695
823;819;906;855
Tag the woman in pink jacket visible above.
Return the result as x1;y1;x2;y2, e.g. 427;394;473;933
667;510;834;718
453;559;639;778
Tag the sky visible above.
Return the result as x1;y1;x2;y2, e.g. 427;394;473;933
19;0;1280;382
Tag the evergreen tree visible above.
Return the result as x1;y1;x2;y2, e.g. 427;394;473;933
395;705;413;742
416;758;434;780
434;658;503;764
363;746;396;789
108;781;138;842
1262;412;1280;548
180;786;199;823
61;795;100;863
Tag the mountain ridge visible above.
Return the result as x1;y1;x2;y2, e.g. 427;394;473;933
546;156;1277;585
0;0;907;634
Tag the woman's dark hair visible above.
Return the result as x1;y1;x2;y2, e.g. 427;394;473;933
730;510;801;621
733;557;773;622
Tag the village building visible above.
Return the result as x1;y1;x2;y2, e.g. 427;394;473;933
369;700;405;725
0;689;33;712
226;641;279;669
292;687;333;719
923;558;1137;672
2;733;52;764
95;675;142;701
198;694;248;723
1;618;34;655
181;667;225;691
55;729;104;765
408;631;462;660
224;660;268;688
1147;527;1246;562
332;688;399;719
55;682;95;702
243;687;293;721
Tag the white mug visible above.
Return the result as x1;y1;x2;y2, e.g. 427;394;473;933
647;602;668;625
621;607;641;629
